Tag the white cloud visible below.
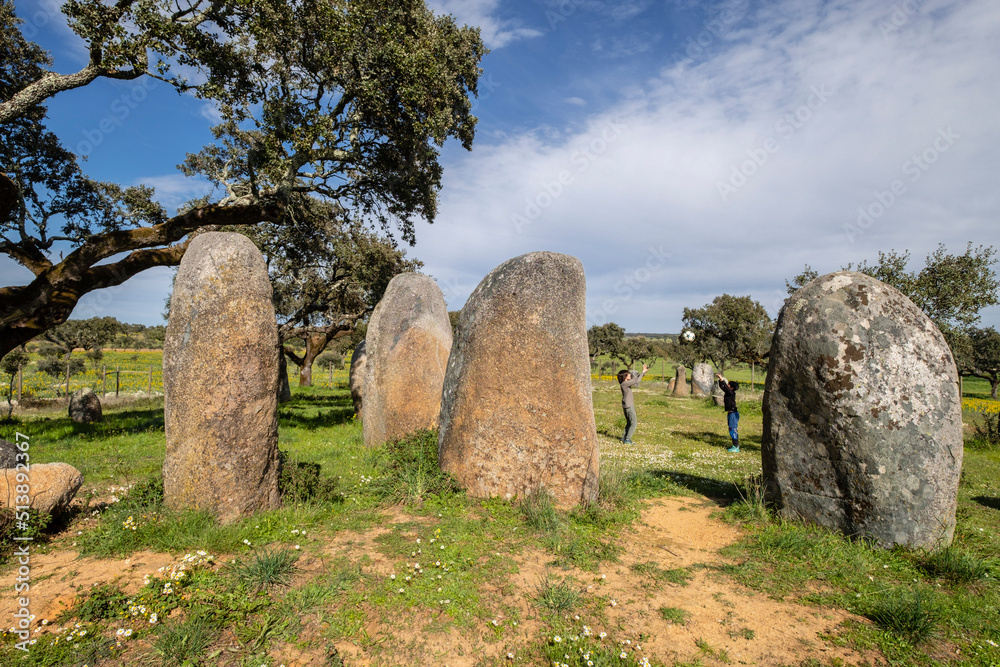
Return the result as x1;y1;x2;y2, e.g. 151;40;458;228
417;0;1000;330
428;0;543;48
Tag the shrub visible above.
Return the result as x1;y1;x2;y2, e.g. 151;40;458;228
278;451;340;504
533;574;581;612
228;547;299;593
865;587;940;644
368;429;459;503
967;412;1000;451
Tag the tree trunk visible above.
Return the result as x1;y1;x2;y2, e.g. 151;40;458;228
298;332;331;386
992;379;998;400
277;353;292;403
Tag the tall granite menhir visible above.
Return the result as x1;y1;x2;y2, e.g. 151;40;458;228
763;271;962;549
163;233;281;525
438;252;599;509
363;274;452;446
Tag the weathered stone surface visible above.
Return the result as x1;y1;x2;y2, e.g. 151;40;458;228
438;252;599;509
0;463;83;515
691;363;714;396
349;340;367;416
671;365;689;397
69;387;103;423
762;271;963;549
163;232;281;525
277;354;292;403
0;438;18;468
363;274;451;446
667;378;675;392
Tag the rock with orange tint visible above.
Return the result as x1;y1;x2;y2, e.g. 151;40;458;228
0;463;83;515
362;274;451;446
671;365;689;396
438;252;598;508
163;232;281;525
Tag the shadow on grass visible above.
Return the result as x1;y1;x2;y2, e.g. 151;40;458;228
687;431;762;452
972;496;1000;511
279;392;356;428
0;407;165;441
641;469;742;504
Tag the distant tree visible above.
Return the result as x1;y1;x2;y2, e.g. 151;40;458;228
587;322;626;361
448;310;461;333
957;327;1000;399
846;244;998;333
682;295;773;373
1;346;28;419
43;316;119;356
615;336;659;370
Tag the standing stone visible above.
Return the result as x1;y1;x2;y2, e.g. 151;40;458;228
349;340;367;417
667;378;676;393
163;232;280;525
69;387;103;423
363;274;452;446
277;354;292;403
763;271;963;549
671;365;689;397
691;363;714;397
712;380;725;407
438;252;599;509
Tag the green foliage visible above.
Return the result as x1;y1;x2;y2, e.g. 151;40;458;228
725;476;771;525
518;488;562;532
919;547;991;584
533;574;582;612
278;451;341;504
967;412;1000;451
682;294;773;372
152;613;220;666
368;429;459;503
659;606;690;624
64;584;129;623
865;587;940;644
228;547;300;593
0;508;51;564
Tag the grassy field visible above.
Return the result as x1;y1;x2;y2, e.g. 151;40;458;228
0;377;998;666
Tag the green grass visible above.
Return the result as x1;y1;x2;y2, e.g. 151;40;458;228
1;377;998;666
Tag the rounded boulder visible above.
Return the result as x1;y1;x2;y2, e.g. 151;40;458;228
762;271;962;548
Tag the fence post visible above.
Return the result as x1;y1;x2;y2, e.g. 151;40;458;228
65;360;70;397
329;361;333;386
116;366;120;397
16;367;22;402
148;366;153;394
102;365;107;396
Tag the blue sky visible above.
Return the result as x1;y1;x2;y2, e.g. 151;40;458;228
5;0;1000;332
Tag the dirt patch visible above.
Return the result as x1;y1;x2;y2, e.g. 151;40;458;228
0;548;177;624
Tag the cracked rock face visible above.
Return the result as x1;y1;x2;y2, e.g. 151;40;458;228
362;274;452;447
438;252;598;508
762;271;962;548
163;233;281;525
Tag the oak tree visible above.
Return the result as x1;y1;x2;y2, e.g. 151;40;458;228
0;0;485;358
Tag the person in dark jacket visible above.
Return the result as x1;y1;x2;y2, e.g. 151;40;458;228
716;373;740;452
617;364;648;444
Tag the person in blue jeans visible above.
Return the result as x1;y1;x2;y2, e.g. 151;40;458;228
617;363;648;444
716;373;740;452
